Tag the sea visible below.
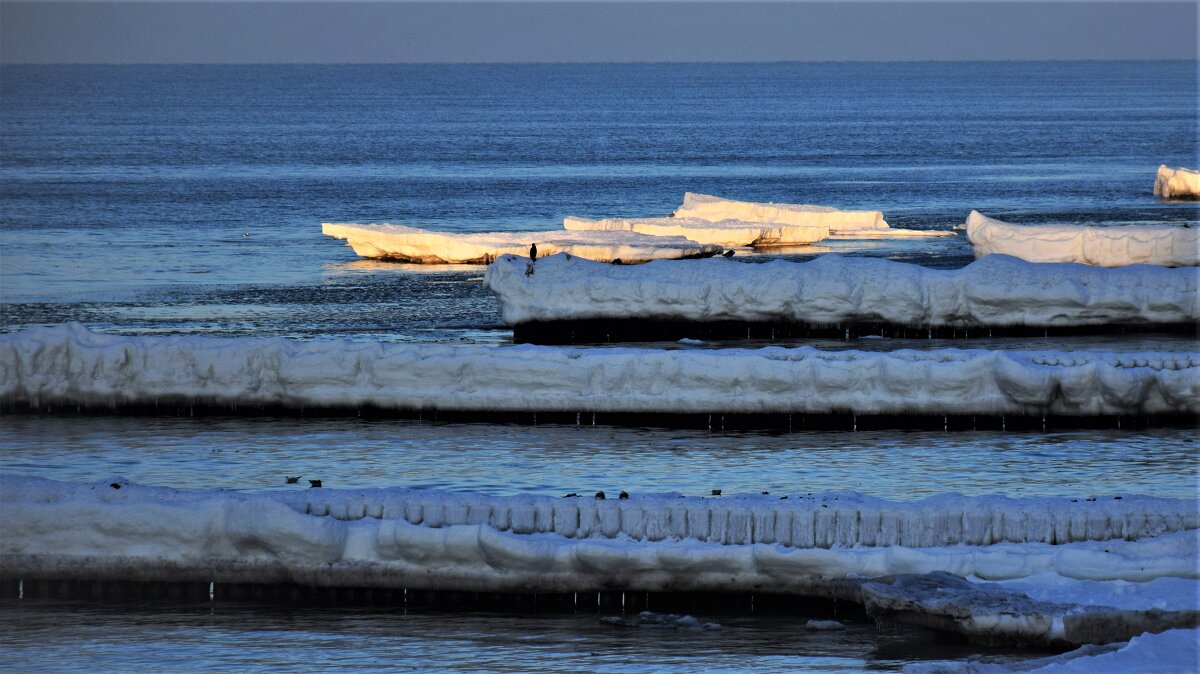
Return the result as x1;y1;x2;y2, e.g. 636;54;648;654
1;61;1197;672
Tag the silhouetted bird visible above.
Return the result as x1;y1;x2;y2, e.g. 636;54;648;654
619;491;629;500
309;479;323;488
611;258;622;265
110;483;122;490
595;491;606;500
530;243;538;260
761;491;769;495
722;250;735;258
711;489;722;496
563;492;578;498
286;476;301;484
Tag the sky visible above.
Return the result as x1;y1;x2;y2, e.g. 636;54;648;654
1;1;1196;64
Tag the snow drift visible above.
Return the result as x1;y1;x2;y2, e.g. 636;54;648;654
483;253;1199;329
563;216;828;248
322;223;721;264
3;477;1196;646
965;211;1199;267
673;193;954;238
1154;165;1200;199
2;323;1197;417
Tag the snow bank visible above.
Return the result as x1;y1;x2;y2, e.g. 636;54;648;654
3;323;1198;417
3;476;1196;595
1154;165;1200;199
563;215;828;247
322;223;721;264
905;628;1199;673
965;211;1199;267
483;253;1199;329
673;193;953;237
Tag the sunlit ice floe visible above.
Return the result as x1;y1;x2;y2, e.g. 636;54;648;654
484;253;1199;329
905;628;1199;673
2;476;1196;646
563;215;828;248
1154;165;1200;199
965;211;1199;268
672;192;955;238
322;222;721;264
2;323;1197;417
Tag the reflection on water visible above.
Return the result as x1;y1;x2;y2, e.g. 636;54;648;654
0;600;1045;673
1;415;1194;498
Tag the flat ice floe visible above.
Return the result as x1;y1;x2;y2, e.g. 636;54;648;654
905;628;1199;673
1154;164;1200;199
965;211;1199;267
483;253;1199;329
2;323;1197;417
322;223;721;264
563;215;828;247
3;476;1196;646
673;192;954;238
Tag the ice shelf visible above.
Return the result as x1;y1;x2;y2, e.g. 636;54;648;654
1154;165;1200;199
563;215;828;247
322;223;722;264
2;324;1197;418
483;253;1199;330
2;477;1196;647
673;193;954;238
965;211;1199;267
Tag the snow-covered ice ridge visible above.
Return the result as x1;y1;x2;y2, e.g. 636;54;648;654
484;253;1199;328
1154;164;1200;199
3;477;1196;646
563;216;828;248
3;476;1196;584
3;324;1197;417
673;192;954;238
322;223;721;264
966;211;1199;268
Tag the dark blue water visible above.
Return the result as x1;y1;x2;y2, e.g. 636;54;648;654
2;62;1197;672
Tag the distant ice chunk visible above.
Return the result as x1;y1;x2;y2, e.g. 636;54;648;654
602;612;721;629
322;222;721;264
1154;165;1200;199
563;215;828;247
484;253;1199;329
805;620;845;631
673;192;954;238
965;211;1198;267
4;323;1198;417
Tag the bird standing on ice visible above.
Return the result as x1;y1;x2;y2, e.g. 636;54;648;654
529;243;538;261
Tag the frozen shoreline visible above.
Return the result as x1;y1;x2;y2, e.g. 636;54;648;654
3;476;1196;647
965;211;1198;267
3;324;1197;418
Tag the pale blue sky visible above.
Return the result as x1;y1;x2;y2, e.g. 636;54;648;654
2;1;1196;64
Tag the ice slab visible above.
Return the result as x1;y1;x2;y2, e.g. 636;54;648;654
3;476;1196;598
483;253;1199;329
322;223;721;264
3;323;1198;417
1154;165;1200;199
905;629;1199;673
563;215;828;247
673;192;954;237
965;211;1199;267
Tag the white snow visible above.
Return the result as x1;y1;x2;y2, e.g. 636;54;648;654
563;215;828;247
673;192;954;238
4;323;1198;417
985;574;1200;613
3;476;1196;594
322;222;721;264
1155;165;1200;199
965;211;1199;267
904;629;1199;673
483;252;1199;328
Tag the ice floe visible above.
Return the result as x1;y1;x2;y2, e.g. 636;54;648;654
563;215;828;248
905;628;1199;673
3;323;1197;417
965;211;1199;267
484;253;1199;329
1154;165;1200;199
322;223;721;264
672;192;954;238
3;477;1195;646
